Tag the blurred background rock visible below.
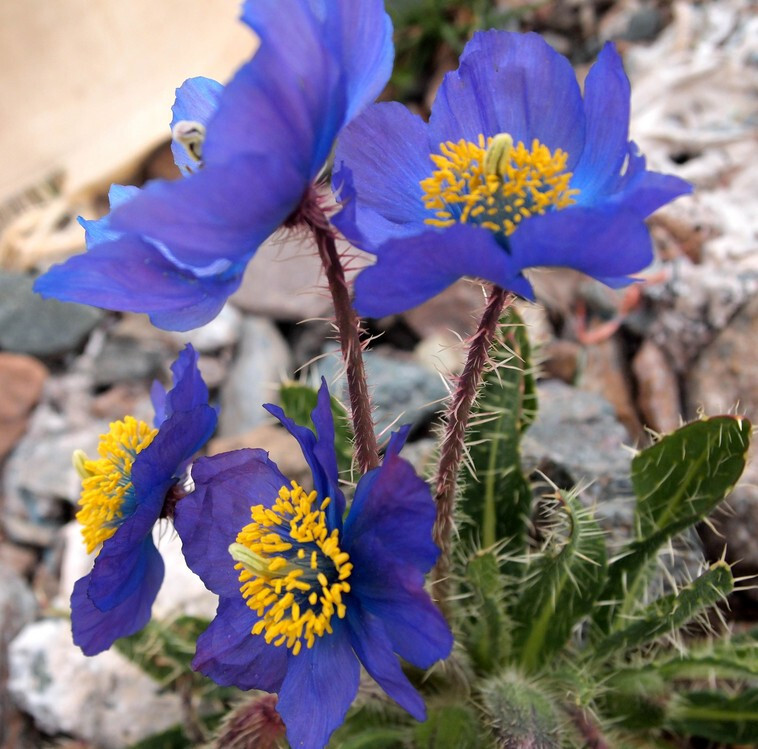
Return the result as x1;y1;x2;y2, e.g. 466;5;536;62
1;1;756;747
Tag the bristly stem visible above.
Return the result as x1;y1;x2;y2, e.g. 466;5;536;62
307;207;380;475
432;285;512;598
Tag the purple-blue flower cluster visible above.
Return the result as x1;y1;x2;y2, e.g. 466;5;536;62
71;345;216;655
333;32;691;317
35;0;393;331
174;381;453;749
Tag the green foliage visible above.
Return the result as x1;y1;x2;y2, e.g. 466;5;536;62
452;322;753;748
460;306;537;557
115;615;210;688
413;704;487;748
591;562;734;662
385;0;529;102
510;492;607;671
279;380;354;473
665;688;758;743
479;672;561;749
594;415;751;633
462;551;511;673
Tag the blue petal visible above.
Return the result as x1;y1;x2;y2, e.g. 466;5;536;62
429;32;585;168
344;450;438;573
385;425;411;459
192;596;287;692
352;563;453;670
88;403;217;610
264;379;345;522
150;380;168;428
606;143;692;217
572;43;631;202
333;103;431;247
163;344;210;417
314;0;394;122
347;602;426;721
507;205;654;281
276;620;360;749
76;185;140;247
171;77;224;174
88;532;163;613
109;155;304;268
71;548;164;656
175;449;289;599
33;234;243;332
352;224;516;318
207;0;345;179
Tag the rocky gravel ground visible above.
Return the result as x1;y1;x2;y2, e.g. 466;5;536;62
1;1;756;746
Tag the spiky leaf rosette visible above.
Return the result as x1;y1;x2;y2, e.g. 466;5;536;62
510;491;607;672
480;671;561;749
459;306;537;560
593;415;751;634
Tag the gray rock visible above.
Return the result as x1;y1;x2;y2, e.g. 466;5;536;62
92;338;165;386
8;619;184;748
0;563;37;644
218;316;292;437
0;272;102;356
316;347;449;437
687;294;758;580
170;303;242;353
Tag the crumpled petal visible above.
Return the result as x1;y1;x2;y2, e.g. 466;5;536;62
175;449;289;599
333;103;431;246
276;619;360;749
352;224;531;318
193;596;288;693
71;544;164;656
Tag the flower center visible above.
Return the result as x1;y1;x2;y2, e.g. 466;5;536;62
230;481;353;656
74;416;158;554
420;133;579;236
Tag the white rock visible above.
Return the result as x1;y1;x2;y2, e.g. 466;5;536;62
8;619;184;748
170;303;243;353
57;520;217;621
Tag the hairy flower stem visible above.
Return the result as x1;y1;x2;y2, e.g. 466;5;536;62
308;211;380;474
433;285;512;600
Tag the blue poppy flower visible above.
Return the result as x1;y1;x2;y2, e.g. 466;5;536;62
70;345;217;655
34;0;393;332
332;32;692;318
174;381;452;749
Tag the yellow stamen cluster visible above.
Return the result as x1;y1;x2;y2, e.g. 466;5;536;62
420;133;579;236
75;416;158;554
232;481;353;656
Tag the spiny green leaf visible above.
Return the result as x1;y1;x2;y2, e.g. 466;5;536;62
665;688;758;743
279;381;353;473
461;551;511;673
460;306;537;561
591;562;734;662
413;704;487;748
510;492;607;672
594;415;750;633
